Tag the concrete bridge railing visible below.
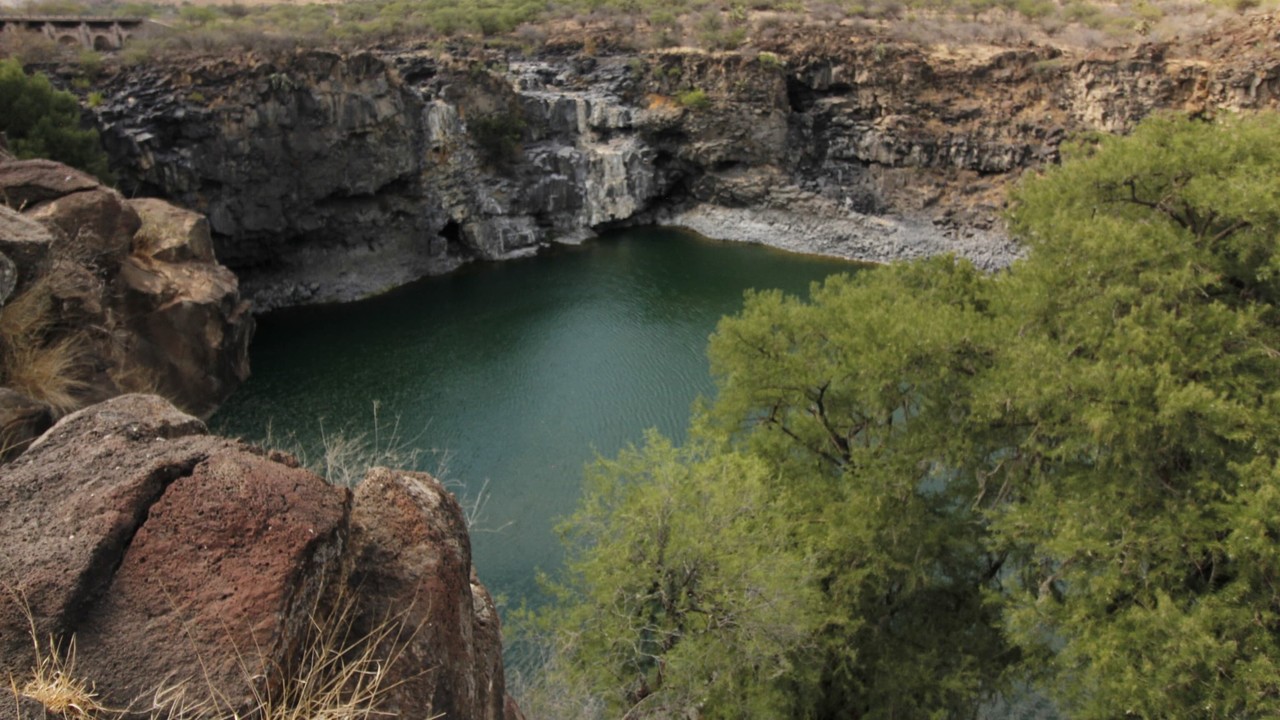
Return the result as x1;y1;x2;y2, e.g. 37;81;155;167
0;16;148;51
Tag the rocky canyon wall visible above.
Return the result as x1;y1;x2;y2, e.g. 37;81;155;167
89;14;1280;310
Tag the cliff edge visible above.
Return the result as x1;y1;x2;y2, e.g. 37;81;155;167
87;12;1280;310
0;393;520;720
0;155;252;456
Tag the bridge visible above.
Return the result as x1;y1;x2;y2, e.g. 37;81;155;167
0;15;148;51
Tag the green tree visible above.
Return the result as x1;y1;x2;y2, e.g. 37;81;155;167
531;260;1019;719
527;433;821;718
991;113;1280;718
706;258;1018;718
530;113;1280;719
0;59;112;183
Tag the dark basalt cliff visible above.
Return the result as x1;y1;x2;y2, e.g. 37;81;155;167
88;16;1280;310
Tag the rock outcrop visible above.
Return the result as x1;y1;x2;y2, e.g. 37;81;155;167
0;158;252;421
86;14;1280;310
348;467;509;720
0;394;517;720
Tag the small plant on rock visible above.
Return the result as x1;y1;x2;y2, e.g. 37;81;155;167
676;88;711;110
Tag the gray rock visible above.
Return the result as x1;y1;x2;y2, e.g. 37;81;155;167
0;205;53;287
91;38;1277;309
0;251;14;306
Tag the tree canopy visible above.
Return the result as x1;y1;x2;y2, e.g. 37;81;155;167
524;113;1280;719
0;59;111;183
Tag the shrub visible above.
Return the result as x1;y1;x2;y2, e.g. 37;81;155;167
757;50;784;68
0;59;111;182
0;32;68;65
468;109;526;166
676;87;710;109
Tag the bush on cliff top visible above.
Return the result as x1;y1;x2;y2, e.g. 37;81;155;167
26;0;1247;58
0;60;111;184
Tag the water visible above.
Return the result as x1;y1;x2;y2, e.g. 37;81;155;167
212;227;857;607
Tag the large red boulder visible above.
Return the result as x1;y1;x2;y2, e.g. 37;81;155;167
0;395;349;715
0;396;519;720
0;395;210;676
74;439;350;713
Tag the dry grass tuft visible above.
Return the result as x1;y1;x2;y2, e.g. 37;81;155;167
259;401;428;488
151;585;429;720
6;596;109;720
0;276;91;414
2;336;89;415
14;635;106;720
6;584;431;720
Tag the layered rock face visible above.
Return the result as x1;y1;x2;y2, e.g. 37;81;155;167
0;158;252;441
91;16;1280;310
0;394;517;720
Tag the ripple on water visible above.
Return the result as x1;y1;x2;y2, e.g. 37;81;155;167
213;227;858;607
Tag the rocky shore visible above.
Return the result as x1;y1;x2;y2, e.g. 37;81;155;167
662;200;1020;271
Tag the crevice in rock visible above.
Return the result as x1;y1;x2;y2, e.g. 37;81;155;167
59;454;206;634
439;219;464;252
785;75;816;113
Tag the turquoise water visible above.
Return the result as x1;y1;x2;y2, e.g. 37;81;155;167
212;227;857;606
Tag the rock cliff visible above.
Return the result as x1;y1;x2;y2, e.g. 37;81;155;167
87;13;1280;311
0;157;252;457
0;394;517;720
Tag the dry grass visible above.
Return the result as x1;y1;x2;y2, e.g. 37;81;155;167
153;593;422;720
258;402;429;489
5;594;109;720
7;585;430;720
12;635;106;720
107;359;167;401
0;276;91;415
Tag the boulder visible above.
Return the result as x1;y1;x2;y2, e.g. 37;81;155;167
128;197;216;264
0;159;99;211
26;187;141;265
0;394;350;715
0;156;253;422
470;569;512;720
116;256;253;418
0;395;209;676
73;436;350;714
0;206;52;288
347;467;508;720
1;395;517;720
